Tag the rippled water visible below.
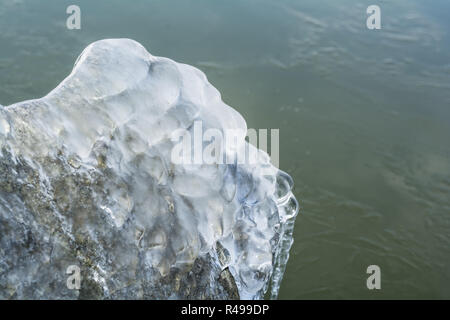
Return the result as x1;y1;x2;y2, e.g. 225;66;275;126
1;0;449;299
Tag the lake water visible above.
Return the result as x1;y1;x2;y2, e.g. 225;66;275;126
1;0;449;299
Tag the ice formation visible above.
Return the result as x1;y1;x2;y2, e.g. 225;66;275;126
0;39;298;299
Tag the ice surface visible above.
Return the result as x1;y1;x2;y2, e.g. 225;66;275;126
0;39;298;299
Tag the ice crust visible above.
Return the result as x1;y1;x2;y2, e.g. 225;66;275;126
0;39;298;299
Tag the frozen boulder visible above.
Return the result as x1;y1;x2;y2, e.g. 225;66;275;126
0;39;298;299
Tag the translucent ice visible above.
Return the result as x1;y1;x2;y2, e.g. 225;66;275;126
0;39;298;299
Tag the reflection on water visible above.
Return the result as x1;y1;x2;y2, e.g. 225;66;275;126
1;0;449;299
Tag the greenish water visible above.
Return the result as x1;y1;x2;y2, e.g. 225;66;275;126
1;0;450;299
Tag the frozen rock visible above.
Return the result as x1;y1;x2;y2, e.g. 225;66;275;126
0;39;298;299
